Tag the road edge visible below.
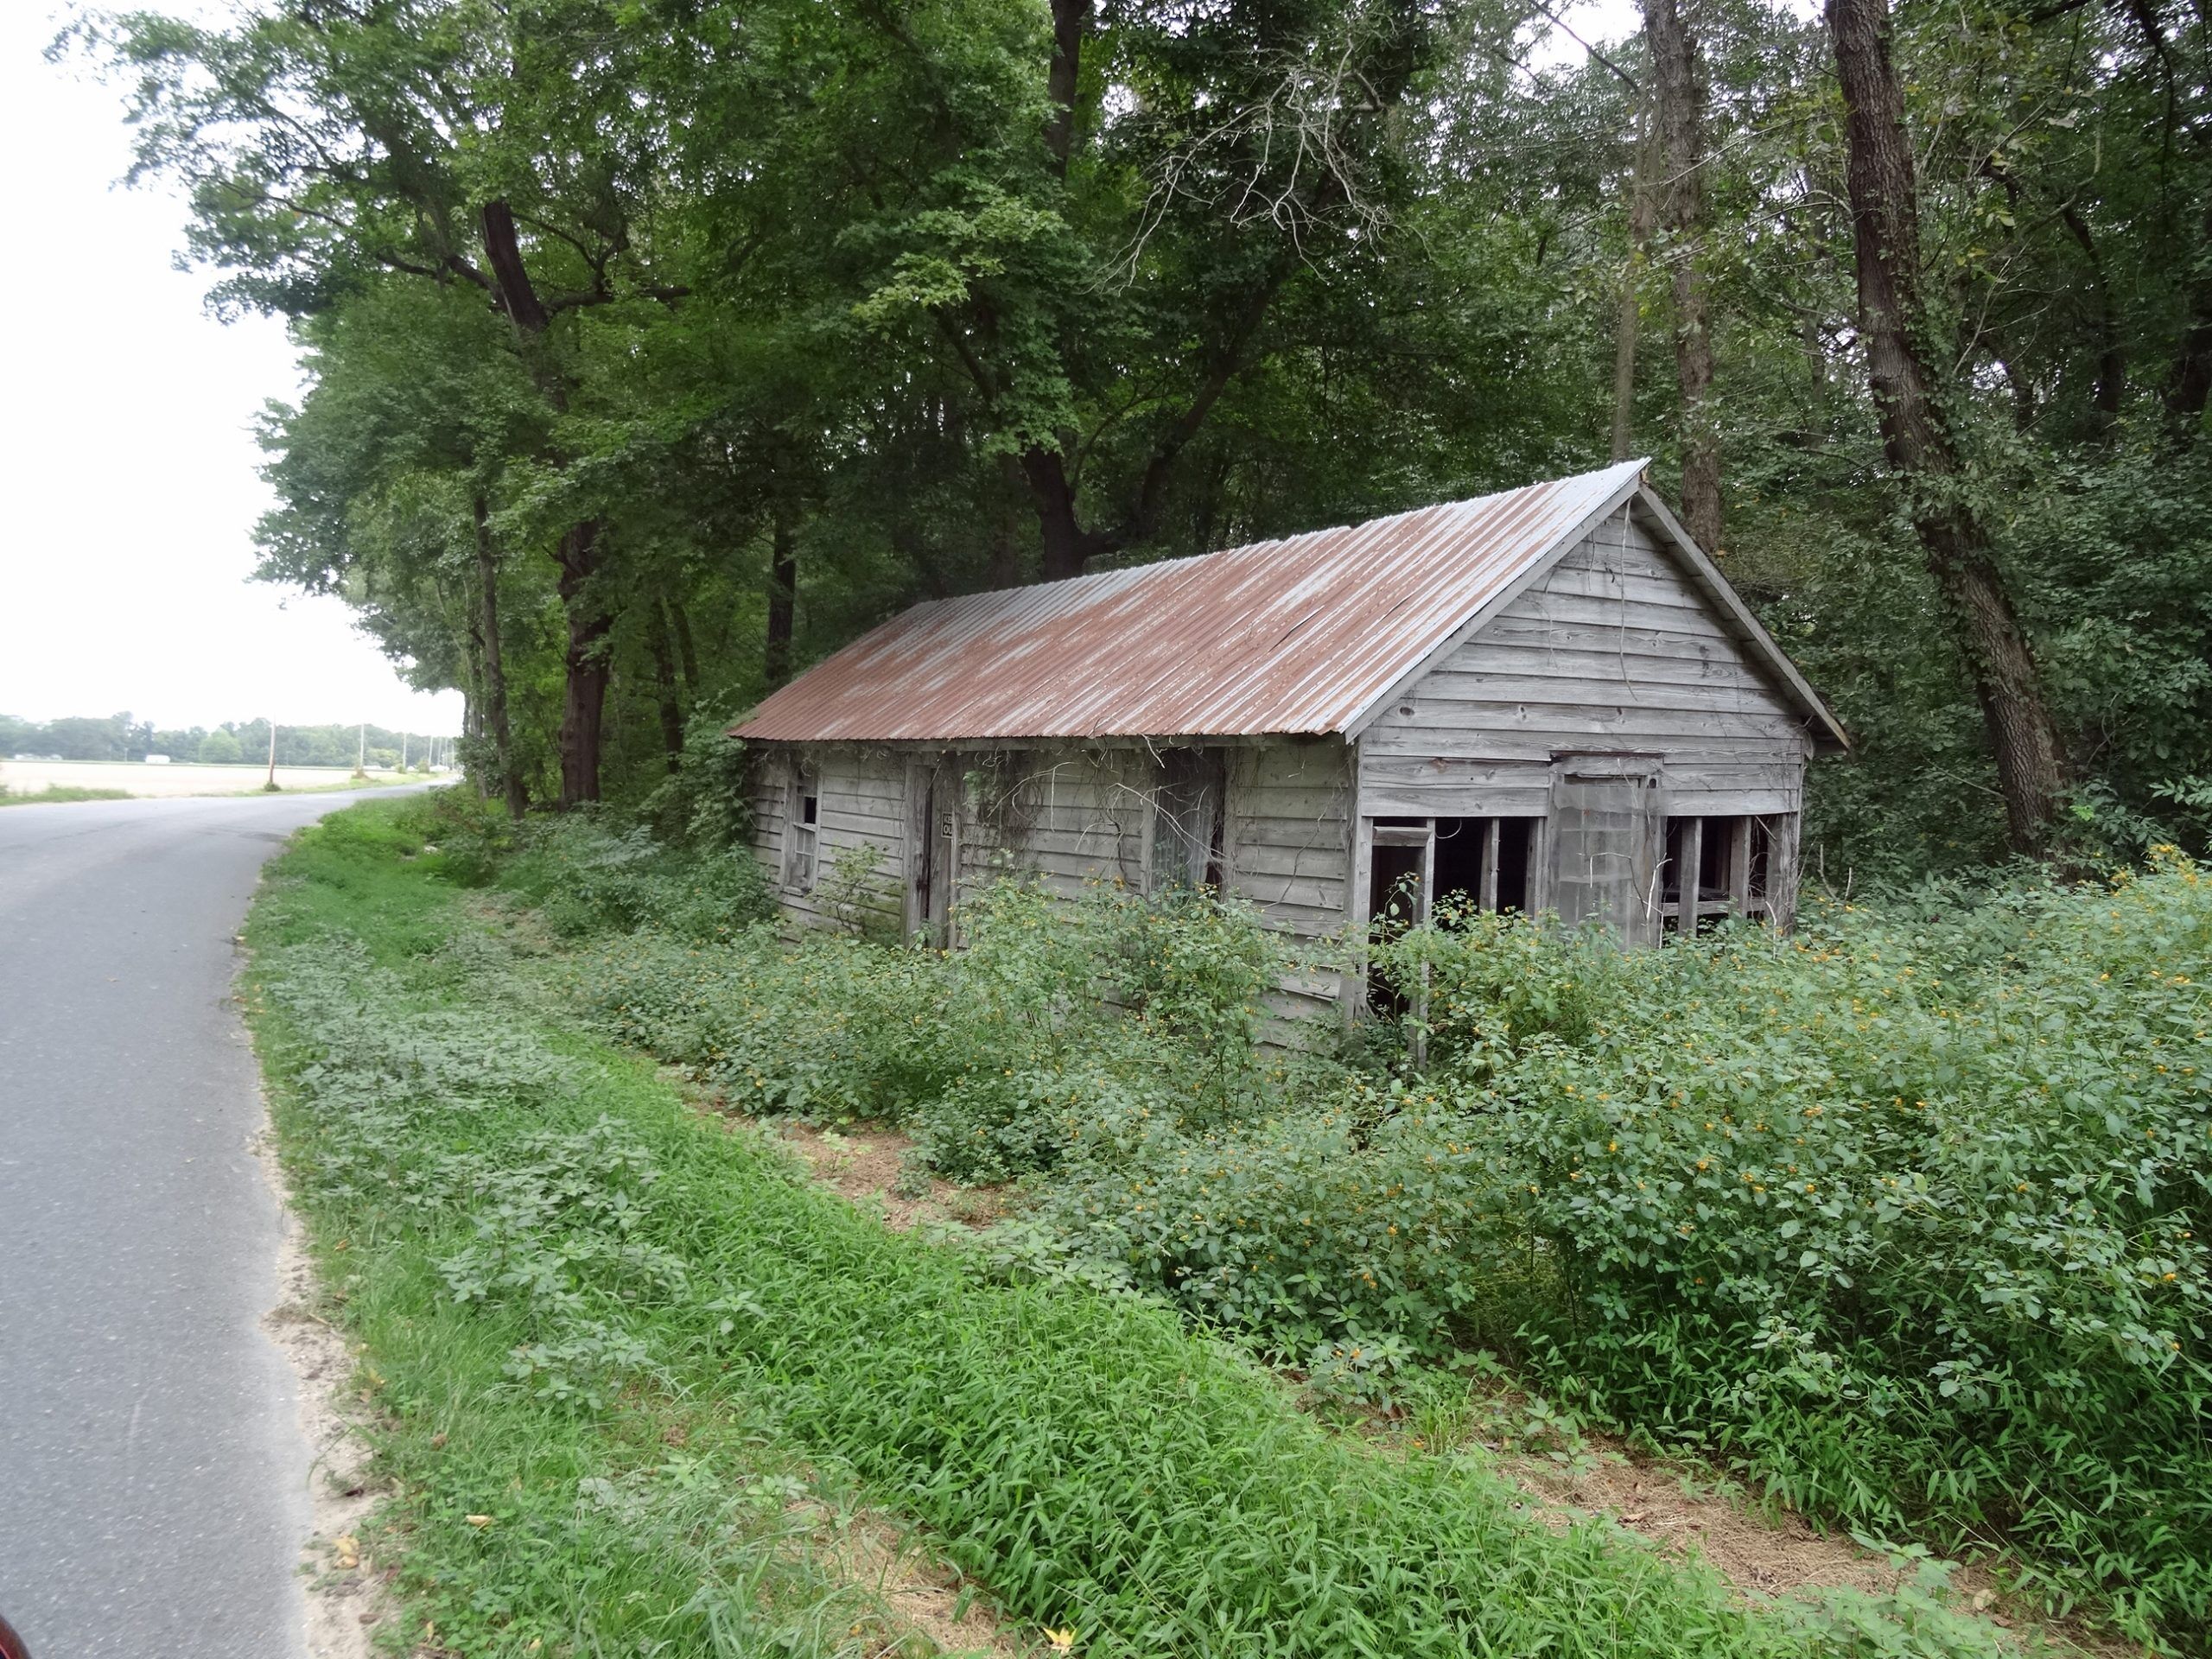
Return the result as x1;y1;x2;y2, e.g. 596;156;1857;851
251;1093;391;1656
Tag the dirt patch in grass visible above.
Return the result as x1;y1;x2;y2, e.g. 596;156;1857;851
1480;1428;2142;1656
796;1503;1023;1657
1511;1448;1908;1598
764;1116;1008;1233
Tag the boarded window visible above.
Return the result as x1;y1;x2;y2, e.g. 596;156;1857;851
1547;757;1662;943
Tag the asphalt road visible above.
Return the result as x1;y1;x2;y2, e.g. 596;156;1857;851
0;786;425;1657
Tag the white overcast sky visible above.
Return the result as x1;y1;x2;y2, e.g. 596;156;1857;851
0;0;1637;735
0;2;465;733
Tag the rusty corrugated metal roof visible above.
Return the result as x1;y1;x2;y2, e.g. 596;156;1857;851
735;459;1650;743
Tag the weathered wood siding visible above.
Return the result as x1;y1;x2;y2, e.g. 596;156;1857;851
1224;742;1354;940
748;746;908;933
1224;740;1356;1020
748;737;1357;1027
1358;504;1813;820
951;746;1155;908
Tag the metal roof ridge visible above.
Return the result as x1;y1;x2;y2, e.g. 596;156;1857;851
937;456;1654;608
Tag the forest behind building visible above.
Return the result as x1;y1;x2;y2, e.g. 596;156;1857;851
73;0;2212;875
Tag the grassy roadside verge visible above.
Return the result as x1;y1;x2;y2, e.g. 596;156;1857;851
245;800;2019;1658
0;785;132;804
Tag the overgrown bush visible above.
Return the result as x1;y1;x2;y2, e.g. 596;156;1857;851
569;877;1292;1177
634;702;757;850
503;810;773;942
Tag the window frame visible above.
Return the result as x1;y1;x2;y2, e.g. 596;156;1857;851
1659;814;1790;934
783;764;820;893
1146;747;1230;895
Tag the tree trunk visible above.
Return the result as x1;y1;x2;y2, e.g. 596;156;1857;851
554;519;610;809
1643;0;1721;551
459;603;486;798
480;196;610;807
1611;97;1656;462
765;512;798;687
988;453;1027;588
1023;448;1100;582
670;596;700;689
645;595;684;773
1827;0;2068;854
474;494;525;818
1045;0;1091;178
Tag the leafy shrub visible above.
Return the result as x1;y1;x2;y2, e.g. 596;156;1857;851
634;702;756;850
815;842;902;939
506;812;773;942
405;787;516;886
572;876;1290;1178
1035;1090;1535;1357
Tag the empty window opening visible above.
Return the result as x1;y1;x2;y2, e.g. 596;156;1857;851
1495;820;1535;914
1368;842;1427;928
1661;815;1785;934
1431;819;1483;914
1431;817;1541;919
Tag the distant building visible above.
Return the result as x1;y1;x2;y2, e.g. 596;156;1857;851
733;460;1847;1015
143;755;172;765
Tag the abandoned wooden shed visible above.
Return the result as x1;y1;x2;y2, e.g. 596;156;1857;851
733;457;1847;1010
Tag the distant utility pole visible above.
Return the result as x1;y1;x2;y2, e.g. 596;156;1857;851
265;721;278;790
401;731;410;771
356;721;367;777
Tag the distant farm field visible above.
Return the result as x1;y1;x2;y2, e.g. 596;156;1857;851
0;759;410;799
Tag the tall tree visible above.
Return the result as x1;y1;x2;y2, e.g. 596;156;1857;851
1824;0;2068;852
1611;95;1656;464
472;493;527;817
1643;0;1720;551
84;0;693;804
